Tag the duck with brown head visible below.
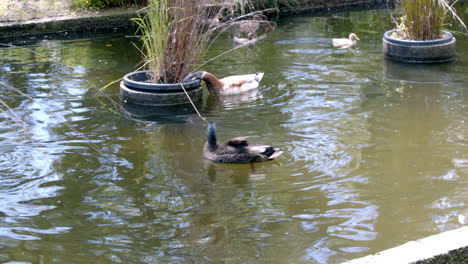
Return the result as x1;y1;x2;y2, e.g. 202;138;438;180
183;71;264;95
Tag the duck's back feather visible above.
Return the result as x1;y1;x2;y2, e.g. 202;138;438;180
332;33;359;49
226;136;249;147
203;139;283;164
332;38;354;48
220;73;263;84
220;73;264;94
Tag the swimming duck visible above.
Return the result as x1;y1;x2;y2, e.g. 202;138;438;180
203;123;283;164
183;71;264;95
233;33;268;46
233;32;257;46
332;33;360;49
239;14;263;34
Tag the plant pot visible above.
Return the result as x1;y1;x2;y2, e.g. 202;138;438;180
120;70;203;106
383;29;456;63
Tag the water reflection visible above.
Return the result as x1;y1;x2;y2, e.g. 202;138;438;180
203;88;263;111
383;59;456;83
121;102;202;123
356;81;467;252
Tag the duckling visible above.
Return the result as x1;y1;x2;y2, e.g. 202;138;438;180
203;123;283;164
233;32;258;46
183;71;264;95
332;33;360;49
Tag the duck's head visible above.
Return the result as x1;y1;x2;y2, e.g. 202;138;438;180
349;33;360;41
207;122;217;148
247;32;256;40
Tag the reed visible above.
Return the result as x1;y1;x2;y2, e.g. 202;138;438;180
399;0;466;40
132;0;222;84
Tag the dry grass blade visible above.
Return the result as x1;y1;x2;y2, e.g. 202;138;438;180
0;99;52;169
0;98;36;145
436;0;467;30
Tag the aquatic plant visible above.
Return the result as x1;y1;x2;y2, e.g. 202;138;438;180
397;0;466;40
132;0;222;84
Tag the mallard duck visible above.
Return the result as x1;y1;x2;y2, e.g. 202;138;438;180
239;14;262;34
332;33;360;49
183;71;264;95
239;13;270;34
203;123;283;164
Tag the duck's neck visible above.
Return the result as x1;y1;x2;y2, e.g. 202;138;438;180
201;72;224;94
207;123;218;149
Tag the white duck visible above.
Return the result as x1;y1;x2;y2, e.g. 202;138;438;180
332;33;360;49
183;71;264;95
233;33;268;46
233;32;257;46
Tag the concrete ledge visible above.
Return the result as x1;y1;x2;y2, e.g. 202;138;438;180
0;1;395;41
279;0;394;15
342;226;468;264
0;9;139;39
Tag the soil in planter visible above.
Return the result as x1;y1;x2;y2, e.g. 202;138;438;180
389;30;449;41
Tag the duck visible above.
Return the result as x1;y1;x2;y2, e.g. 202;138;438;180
332;33;360;49
239;14;262;35
233;32;257;46
183;71;264;95
203;123;283;164
233;33;267;46
239;13;270;34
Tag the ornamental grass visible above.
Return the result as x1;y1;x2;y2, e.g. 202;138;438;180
132;0;222;84
399;0;466;40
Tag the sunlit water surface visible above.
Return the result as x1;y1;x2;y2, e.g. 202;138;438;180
0;6;467;264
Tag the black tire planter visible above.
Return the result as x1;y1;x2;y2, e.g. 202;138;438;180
383;29;456;63
120;70;202;106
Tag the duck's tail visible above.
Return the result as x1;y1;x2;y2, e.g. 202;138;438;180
207;122;217;148
268;148;283;160
255;72;264;82
261;146;283;160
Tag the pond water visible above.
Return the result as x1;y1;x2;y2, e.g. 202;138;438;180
0;5;467;264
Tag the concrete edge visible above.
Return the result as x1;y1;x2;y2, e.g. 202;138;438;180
0;9;141;40
341;226;468;264
0;0;394;41
279;0;394;16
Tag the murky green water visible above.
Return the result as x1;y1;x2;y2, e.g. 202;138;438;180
1;6;467;264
